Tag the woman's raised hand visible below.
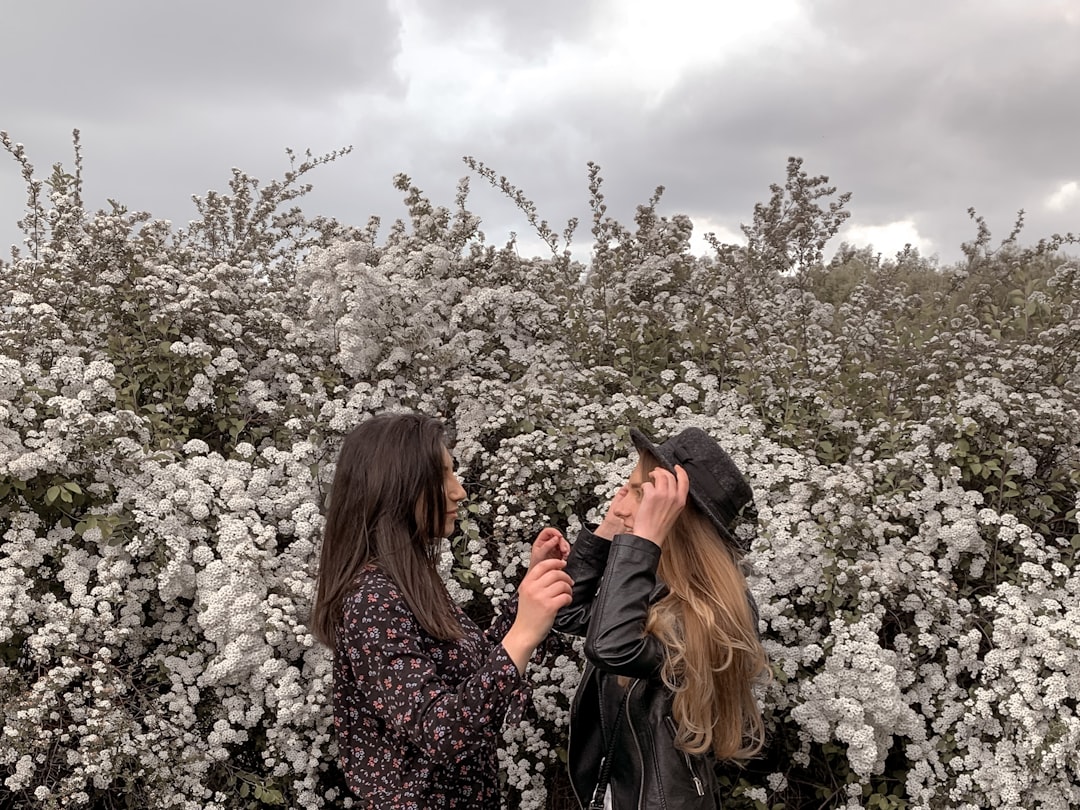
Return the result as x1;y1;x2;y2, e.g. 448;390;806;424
518;558;573;634
529;527;569;568
502;558;573;673
633;465;689;548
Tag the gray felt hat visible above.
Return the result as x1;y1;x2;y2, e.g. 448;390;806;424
630;426;756;551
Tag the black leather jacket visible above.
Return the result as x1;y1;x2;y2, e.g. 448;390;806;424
554;529;720;809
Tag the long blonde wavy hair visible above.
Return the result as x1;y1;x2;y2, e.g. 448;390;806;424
640;454;770;761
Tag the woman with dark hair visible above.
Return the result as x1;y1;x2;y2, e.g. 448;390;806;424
555;426;769;809
311;411;573;809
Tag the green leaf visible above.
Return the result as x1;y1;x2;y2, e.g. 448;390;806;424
46;485;61;504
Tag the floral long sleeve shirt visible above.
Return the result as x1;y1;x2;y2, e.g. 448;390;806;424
333;565;527;809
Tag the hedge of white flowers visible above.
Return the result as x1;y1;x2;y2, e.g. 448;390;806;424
1;135;1078;810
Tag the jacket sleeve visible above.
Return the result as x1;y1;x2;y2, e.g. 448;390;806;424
340;577;526;766
582;533;666;679
552;526;612;636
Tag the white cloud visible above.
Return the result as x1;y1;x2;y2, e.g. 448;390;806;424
388;0;809;131
584;0;807;104
1045;180;1078;212
689;215;744;255
839;219;932;259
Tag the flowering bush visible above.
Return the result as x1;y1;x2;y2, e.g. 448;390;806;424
1;133;1078;809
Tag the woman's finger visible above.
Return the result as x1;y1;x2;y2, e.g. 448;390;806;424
533;569;573;592
674;464;690;502
528;557;567;578
534;526;562;545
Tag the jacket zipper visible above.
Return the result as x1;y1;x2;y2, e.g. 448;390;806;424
568;667;586;810
665;716;705;796
624;680;646;809
685;752;705;796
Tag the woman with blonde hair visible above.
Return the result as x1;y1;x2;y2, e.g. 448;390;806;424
555;426;768;809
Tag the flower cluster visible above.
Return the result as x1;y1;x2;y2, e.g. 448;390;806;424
1;140;1078;809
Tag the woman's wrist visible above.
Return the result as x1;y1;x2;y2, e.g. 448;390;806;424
501;624;537;675
631;524;665;548
594;518;620;540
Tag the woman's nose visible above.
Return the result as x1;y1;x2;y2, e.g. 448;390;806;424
449;478;467;502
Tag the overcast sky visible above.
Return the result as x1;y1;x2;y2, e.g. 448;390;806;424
2;0;1078;265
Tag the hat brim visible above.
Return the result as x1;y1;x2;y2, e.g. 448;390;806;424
629;428;743;549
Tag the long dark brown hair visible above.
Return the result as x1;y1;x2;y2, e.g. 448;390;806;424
311;411;463;648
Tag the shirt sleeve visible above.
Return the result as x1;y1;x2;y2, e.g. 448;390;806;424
340;576;527;766
483;593;518;645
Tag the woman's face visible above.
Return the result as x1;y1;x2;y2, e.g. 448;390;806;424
439;447;467;538
611;458;648;533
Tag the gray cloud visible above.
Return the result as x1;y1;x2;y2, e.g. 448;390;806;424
416;0;597;60
555;0;1080;258
3;1;1078;263
1;0;402;248
3;0;401;115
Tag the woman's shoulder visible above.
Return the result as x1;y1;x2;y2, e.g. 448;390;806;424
342;565;407;615
337;566;421;652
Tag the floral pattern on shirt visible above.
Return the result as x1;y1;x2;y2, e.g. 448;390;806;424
334;565;526;809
